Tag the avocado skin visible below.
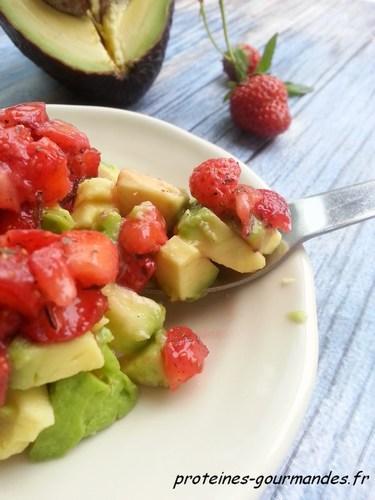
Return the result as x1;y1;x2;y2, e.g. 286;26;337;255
0;1;174;106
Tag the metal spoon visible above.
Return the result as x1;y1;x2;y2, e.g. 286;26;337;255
149;180;375;295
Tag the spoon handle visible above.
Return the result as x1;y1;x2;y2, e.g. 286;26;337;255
286;180;375;247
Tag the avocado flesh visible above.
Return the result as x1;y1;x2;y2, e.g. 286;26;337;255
0;0;116;74
102;0;171;67
29;344;137;461
155;236;219;301
122;329;168;388
0;387;54;461
177;207;266;274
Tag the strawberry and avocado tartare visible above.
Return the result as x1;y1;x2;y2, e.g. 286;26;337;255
0;102;291;461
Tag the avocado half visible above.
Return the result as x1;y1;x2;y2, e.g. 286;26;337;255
0;0;174;105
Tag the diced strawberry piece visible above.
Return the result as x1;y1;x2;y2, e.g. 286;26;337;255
27;137;71;205
61;230;119;288
69;147;101;179
22;289;108;344
189;158;241;216
29;245;77;307
253;189;291;232
234;185;291;233
119;203;167;255
35;119;90;154
0;125;32;164
117;251;156;293
0;102;48;130
234;185;262;237
162;326;209;390
0;162;21;212
0;308;21;342
0;247;43;317
2;229;60;253
0;344;10;406
0;205;38;234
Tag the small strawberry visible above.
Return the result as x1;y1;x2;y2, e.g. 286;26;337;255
223;44;261;81
189;158;241;216
230;74;291;137
199;0;313;138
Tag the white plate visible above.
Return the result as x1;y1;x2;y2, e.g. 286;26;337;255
0;106;318;500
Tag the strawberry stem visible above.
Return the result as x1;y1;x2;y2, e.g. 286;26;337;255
218;0;235;63
199;0;223;54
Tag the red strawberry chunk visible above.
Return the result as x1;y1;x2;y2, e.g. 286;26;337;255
162;326;209;390
0;247;43;317
22;289;108;344
0;205;38;234
189;158;241;216
29;245;77;307
69;147;101;179
2;229;60;253
253;189;291;232
0;344;10;407
0;308;21;343
61;230;119;288
27;137;71;205
117;251;156;293
234;185;262;236
0;102;48;130
35;119;90;154
0;162;21;212
119;203;167;255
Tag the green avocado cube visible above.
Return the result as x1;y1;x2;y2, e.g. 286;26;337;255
98;162;120;183
9;333;104;390
177;207;266;273
102;284;166;356
121;330;168;388
155;236;218;301
75;177;115;207
28;345;137;461
95;209;123;241
243;218;282;255
115;168;189;228
41;206;75;233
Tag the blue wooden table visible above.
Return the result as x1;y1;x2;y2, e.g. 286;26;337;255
1;1;374;498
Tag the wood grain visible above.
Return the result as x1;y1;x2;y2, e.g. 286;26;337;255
0;0;374;498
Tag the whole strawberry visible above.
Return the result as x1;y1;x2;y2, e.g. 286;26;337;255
199;0;312;138
230;74;291;137
223;44;261;81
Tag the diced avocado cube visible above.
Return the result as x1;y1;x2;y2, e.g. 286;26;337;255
102;284;166;356
116;168;189;228
244;218;282;255
122;330;168;388
72;202;116;229
95;209;123;241
75;177;115;207
9;333;104;390
177;207;266;273
98;161;120;182
0;387;54;460
29;345;137;461
41;205;75;233
155;235;219;301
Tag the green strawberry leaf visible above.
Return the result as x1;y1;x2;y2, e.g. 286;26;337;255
256;33;278;74
223;88;234;102
233;47;249;82
226;80;237;89
285;81;314;96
